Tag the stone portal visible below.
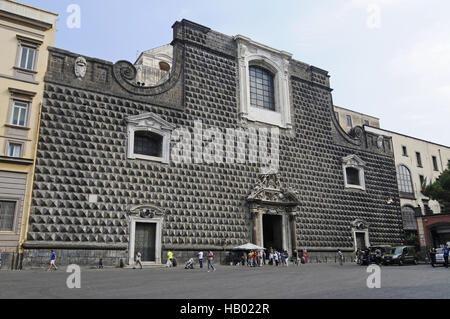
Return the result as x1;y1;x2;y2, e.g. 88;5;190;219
128;204;165;265
247;172;299;253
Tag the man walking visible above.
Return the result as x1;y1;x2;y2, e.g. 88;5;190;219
443;244;450;268
337;249;344;266
198;251;204;269
207;250;216;272
47;250;58;271
134;251;143;269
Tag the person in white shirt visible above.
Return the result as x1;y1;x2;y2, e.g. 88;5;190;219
134;251;143;269
198;251;204;269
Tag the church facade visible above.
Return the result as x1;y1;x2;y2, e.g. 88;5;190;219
21;20;404;267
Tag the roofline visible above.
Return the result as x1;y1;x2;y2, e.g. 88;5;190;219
364;125;450;149
334;105;380;120
6;0;58;17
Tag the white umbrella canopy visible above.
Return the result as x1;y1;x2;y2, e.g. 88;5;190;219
232;243;266;251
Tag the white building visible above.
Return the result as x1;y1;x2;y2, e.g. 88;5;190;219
365;126;450;250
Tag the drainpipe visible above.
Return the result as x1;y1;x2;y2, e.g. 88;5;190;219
438;149;444;171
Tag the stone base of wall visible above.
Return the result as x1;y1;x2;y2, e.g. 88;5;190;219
0;252;20;270
22;249;128;269
19;248;360;268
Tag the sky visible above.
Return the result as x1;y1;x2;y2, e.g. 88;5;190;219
21;0;450;146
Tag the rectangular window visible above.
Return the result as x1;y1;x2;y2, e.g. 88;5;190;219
19;46;36;71
364;120;369;126
346;115;352;127
416;152;422;167
419;175;424;187
8;143;22;158
334;111;339;121
0;200;16;231
402;146;408;157
10;100;29;127
432;156;438;171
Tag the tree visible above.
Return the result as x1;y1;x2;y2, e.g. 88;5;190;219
424;163;450;210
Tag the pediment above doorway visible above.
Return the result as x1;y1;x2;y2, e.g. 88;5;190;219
247;172;299;207
128;204;165;219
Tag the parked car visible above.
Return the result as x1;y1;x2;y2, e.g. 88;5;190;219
431;248;445;267
383;246;418;265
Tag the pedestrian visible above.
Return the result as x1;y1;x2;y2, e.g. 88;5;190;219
99;258;104;269
47;250;58;271
263;250;266;265
443;244;450;268
274;251;279;266
207;250;215;272
284;251;289;267
364;247;370;265
198;251;204;269
337;249;344;266
135;251;143;269
429;247;436;267
269;251;273;265
355;248;361;265
375;248;382;266
166;251;173;268
253;251;258;267
303;249;308;264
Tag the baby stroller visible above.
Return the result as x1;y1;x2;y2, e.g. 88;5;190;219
185;258;194;269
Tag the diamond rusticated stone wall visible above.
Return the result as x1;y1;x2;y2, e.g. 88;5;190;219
22;20;404;267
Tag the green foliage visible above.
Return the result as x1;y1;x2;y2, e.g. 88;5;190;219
405;233;419;246
424;162;450;202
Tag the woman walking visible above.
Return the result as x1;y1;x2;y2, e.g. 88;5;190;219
207;250;216;272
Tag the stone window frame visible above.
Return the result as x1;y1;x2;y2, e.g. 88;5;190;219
0;197;20;233
6;88;36;130
235;35;293;129
342;154;367;191
14;35;43;80
416;152;422;168
346;115;353;127
10;99;30;128
126;112;176;164
432;156;439;171
5;140;24;158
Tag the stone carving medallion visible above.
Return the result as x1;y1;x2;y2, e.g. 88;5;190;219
74;56;87;79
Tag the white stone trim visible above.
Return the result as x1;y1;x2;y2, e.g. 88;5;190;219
352;229;370;251
126;112;175;164
235;35;293;129
342;154;367;191
128;217;163;265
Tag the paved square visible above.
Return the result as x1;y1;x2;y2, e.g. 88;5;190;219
0;263;449;299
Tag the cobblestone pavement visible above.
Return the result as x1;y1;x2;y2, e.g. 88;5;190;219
0;263;449;299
